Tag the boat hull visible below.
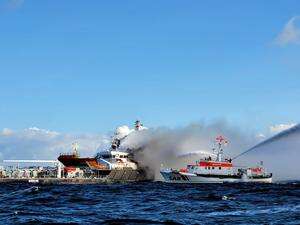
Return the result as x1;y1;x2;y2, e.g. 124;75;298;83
160;170;272;184
241;176;272;183
58;155;97;168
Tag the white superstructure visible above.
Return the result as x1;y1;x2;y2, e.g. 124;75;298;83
97;151;137;170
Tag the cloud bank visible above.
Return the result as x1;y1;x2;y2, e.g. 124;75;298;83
275;16;300;46
269;123;296;134
0;127;110;161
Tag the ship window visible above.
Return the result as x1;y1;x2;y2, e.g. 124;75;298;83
219;167;221;170
205;167;207;170
212;167;215;170
208;167;210;170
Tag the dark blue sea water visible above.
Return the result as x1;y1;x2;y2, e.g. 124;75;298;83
0;182;299;224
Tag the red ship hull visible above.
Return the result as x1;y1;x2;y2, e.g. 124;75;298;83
58;154;97;168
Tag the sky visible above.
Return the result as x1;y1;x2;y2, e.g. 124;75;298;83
0;0;299;136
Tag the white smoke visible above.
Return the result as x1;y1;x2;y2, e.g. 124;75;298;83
114;126;132;140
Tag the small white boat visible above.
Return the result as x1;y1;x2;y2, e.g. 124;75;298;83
28;179;39;183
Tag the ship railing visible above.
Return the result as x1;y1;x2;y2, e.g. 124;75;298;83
98;158;113;170
59;152;77;156
230;166;248;175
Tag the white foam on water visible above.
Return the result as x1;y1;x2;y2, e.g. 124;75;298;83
206;204;300;217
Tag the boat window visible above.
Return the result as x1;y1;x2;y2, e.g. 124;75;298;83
208;167;210;170
205;167;207;170
212;167;215;170
219;167;221;170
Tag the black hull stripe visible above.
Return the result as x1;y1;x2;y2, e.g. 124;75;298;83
196;174;272;179
196;174;242;179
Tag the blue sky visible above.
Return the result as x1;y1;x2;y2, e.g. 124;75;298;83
0;0;299;133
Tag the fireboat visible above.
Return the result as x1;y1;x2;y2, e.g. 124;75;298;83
160;136;272;183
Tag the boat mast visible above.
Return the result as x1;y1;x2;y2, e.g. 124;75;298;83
215;136;228;162
72;142;79;157
135;120;143;131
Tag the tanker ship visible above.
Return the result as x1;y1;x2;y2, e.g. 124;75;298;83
160;136;272;183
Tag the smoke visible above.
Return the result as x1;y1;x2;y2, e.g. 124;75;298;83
235;124;300;181
120;120;257;180
114;126;133;139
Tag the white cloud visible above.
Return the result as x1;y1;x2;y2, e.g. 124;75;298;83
1;128;13;136
9;0;24;9
256;133;266;139
0;0;24;11
24;127;60;138
269;123;296;134
275;16;300;46
0;127;110;161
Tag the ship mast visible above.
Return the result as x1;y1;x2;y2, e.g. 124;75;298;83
135;120;143;131
214;136;228;162
72;142;79;157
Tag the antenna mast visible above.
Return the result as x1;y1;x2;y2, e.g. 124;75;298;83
215;135;228;162
72;142;79;157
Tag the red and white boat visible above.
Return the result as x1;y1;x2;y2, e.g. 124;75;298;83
160;136;272;183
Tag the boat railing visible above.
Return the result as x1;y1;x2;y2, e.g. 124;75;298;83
59;152;78;156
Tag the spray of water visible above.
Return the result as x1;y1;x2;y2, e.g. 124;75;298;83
234;124;300;181
234;124;300;159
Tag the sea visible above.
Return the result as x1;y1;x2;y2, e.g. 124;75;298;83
0;182;299;225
